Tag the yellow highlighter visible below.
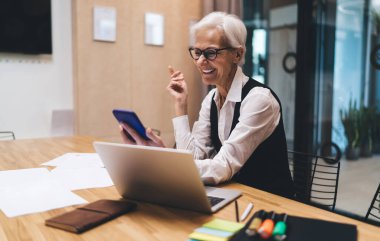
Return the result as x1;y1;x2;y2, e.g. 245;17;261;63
245;210;265;237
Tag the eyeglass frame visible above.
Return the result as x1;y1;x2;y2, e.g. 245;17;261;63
188;47;234;61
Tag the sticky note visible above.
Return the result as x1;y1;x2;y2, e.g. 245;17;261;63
194;227;234;238
189;231;229;241
203;218;245;233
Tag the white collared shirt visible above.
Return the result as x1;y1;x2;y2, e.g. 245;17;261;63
172;67;281;184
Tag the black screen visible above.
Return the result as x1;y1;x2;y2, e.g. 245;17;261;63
0;0;52;54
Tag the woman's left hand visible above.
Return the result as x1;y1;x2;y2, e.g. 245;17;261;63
119;123;165;147
167;65;188;116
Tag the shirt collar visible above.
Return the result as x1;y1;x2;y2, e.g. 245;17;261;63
214;66;249;103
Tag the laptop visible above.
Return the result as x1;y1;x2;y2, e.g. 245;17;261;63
93;141;241;213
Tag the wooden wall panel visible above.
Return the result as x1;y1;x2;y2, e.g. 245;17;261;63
72;0;203;146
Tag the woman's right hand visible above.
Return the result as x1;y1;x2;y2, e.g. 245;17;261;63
167;65;188;116
119;123;165;148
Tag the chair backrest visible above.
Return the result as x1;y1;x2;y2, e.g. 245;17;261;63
288;150;340;211
0;131;15;140
365;182;380;225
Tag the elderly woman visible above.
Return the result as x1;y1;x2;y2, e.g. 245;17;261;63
120;12;294;198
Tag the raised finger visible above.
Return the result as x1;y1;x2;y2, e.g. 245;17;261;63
168;65;175;75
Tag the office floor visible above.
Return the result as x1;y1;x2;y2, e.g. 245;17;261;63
336;154;380;217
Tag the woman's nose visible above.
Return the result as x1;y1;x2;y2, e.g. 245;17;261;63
196;55;208;65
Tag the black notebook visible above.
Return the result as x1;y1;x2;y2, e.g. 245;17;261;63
231;213;357;241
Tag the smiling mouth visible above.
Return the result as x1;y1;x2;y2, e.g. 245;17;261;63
202;69;215;74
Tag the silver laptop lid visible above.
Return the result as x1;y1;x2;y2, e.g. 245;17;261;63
93;141;213;213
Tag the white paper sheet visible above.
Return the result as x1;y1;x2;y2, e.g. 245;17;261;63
0;168;87;217
41;153;104;168
50;167;114;190
0;168;49;186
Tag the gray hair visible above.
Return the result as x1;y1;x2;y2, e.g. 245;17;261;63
190;12;247;65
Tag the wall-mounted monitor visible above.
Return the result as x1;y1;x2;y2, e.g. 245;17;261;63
0;0;52;55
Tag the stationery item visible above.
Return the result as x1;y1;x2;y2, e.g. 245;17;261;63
230;211;358;241
0;168;87;217
203;218;245;233
245;209;265;236
273;214;287;241
188;218;245;241
189;231;229;241
41;153;104;168
235;201;239;222
258;212;275;239
45;199;137;233
50;167;113;191
240;202;254;222
193;227;234;238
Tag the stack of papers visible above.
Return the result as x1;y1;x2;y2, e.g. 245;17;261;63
188;218;245;241
0;153;114;218
0;168;87;217
41;153;113;191
42;153;104;168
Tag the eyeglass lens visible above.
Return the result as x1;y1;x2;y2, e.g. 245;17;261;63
190;48;218;60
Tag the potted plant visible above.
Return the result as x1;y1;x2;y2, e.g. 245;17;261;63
372;112;380;153
358;106;375;157
340;100;361;160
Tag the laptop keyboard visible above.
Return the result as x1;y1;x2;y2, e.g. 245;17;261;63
207;196;225;207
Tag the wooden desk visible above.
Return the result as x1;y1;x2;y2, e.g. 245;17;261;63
0;136;379;241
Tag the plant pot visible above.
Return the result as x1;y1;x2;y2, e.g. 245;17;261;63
345;147;360;160
360;145;372;157
373;141;380;154
360;139;373;157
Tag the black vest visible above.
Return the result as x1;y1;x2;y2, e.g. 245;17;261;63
210;78;295;198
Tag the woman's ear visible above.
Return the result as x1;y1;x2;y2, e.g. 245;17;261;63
233;47;243;63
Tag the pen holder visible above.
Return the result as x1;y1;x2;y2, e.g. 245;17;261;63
229;210;358;241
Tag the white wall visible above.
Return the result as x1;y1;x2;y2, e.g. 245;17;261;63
0;0;73;139
270;4;297;28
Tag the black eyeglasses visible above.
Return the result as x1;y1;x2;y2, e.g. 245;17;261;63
188;47;233;60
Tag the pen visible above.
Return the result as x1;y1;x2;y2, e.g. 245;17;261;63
234;200;239;222
240;202;254;222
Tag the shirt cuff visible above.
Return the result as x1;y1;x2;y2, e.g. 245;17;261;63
172;115;191;148
172;115;190;133
195;159;216;185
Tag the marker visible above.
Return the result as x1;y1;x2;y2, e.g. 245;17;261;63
273;214;288;241
240;202;254;222
245;210;265;237
258;212;275;239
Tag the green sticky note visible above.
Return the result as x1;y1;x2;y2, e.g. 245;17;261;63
203;218;245;233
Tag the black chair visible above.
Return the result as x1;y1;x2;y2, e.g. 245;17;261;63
0;131;15;140
365;182;380;226
288;150;340;211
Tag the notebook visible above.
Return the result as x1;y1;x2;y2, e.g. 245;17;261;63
93;141;241;213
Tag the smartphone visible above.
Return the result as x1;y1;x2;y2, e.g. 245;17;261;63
112;109;150;140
